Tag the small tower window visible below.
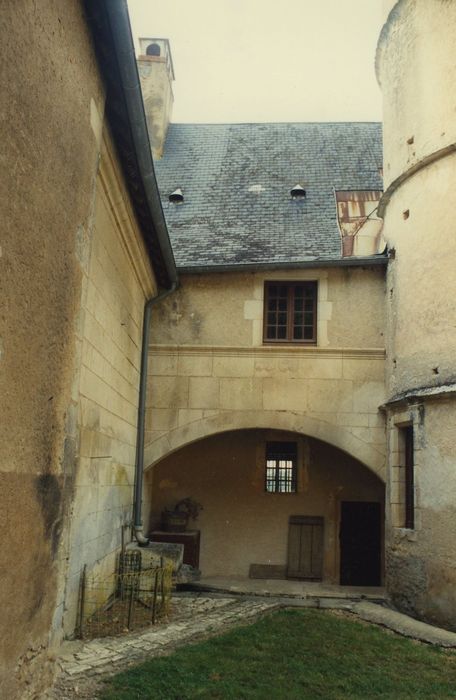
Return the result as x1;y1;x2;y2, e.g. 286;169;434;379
146;43;161;56
169;188;184;204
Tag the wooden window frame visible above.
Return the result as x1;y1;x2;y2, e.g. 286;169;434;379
263;281;318;345
265;442;298;494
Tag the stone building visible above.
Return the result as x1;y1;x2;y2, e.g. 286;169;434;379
144;119;387;587
1;1;455;698
139;37;388;590
377;0;456;628
139;0;456;633
1;2;177;698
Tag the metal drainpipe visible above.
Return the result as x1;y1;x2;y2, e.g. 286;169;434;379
133;283;178;546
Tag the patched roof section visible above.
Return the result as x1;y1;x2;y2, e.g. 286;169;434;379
154;122;383;268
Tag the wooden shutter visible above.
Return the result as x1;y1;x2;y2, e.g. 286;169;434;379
287;515;324;580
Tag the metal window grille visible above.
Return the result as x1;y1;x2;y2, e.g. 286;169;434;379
265;442;297;493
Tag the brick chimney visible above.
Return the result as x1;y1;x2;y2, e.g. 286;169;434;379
137;38;174;159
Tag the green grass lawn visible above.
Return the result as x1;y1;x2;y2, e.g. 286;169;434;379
101;609;456;700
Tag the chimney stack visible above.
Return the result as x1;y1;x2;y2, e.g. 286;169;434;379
137;38;174;159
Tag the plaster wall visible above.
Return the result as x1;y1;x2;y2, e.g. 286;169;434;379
383;153;456;396
145;268;387;481
382;0;399;19
60;132;157;637
378;0;456;630
146;431;385;581
0;3;104;697
377;0;456;188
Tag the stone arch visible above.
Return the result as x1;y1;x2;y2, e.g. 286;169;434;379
144;410;385;481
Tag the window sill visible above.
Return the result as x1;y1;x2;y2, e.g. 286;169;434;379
393;527;418;542
262;340;317;346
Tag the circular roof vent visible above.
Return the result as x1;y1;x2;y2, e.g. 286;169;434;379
290;184;306;199
169;188;184;204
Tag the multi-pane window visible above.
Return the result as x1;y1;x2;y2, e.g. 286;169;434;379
265;442;297;493
263;282;317;343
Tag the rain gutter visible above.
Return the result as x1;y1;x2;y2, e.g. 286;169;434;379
90;0;179;544
177;255;388;275
104;0;177;285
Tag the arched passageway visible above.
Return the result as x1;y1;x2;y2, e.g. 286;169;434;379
144;409;386;482
144;428;385;586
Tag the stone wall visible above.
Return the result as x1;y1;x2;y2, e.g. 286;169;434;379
378;0;456;630
58;131;157;638
386;401;456;629
0;2;105;697
0;2;161;694
138;53;174;159
145;267;387;481
151;267;385;348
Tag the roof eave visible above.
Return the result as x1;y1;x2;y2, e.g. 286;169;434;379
84;0;178;290
177;255;389;275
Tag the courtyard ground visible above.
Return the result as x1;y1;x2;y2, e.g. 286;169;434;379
50;591;456;699
100;608;456;699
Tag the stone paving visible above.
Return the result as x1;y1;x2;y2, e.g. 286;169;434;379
49;594;280;699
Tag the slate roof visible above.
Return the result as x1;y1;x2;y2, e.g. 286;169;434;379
154;122;383;269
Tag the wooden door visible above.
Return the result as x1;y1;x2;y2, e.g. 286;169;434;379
287;516;324;580
340;501;381;586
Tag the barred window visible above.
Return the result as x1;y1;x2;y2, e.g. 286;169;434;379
263;281;317;343
266;442;297;493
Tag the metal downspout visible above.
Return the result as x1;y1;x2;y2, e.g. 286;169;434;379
133;284;177;545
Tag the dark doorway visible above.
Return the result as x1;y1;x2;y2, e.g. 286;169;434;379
287;515;324;580
340;501;381;586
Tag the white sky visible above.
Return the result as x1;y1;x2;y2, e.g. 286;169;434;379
128;0;383;124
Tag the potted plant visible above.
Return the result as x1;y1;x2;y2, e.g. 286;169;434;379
162;497;203;532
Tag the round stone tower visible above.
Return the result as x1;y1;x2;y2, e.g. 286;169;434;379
377;0;456;629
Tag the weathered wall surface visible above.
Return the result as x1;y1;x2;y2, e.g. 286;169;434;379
386;401;456;629
378;0;456;630
383;154;456;396
0;2;104;697
377;0;456;189
59;132;156;637
145;268;387;481
146;430;384;581
153;268;385;349
138;55;173;159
